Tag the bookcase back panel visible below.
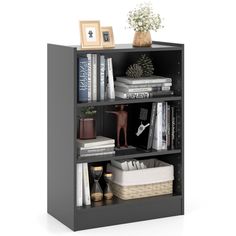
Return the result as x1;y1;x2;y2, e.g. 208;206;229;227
102;50;182;96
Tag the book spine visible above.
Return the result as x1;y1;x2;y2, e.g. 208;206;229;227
87;54;92;101
116;77;172;85
114;81;172;89
78;57;88;102
157;102;163;150
78;147;114;155
115;91;173;99
82;163;91;205
97;55;100;100
78;140;115;148
115;91;149;99
171;106;175;149
161;86;171;91
92;54;97;101
167;104;171;149
115;86;160;93
104;58;108;99
175;108;179;148
147;103;157;150
80;151;115;158
107;58;115;99
76;164;83;206
149;90;174;97
152;104;158;150
100;55;105;100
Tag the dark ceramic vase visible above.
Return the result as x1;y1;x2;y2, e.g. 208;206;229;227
79;118;96;139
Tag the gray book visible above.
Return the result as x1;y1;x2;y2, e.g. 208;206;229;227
116;76;172;85
79;151;115;158
78;146;114;155
114;81;172;88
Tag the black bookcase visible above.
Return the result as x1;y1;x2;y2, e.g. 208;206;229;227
47;41;184;231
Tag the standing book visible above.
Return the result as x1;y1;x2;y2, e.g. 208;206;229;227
82;163;91;205
100;55;105;100
152;102;163;150
78;56;88;102
76;164;83;207
107;58;115;99
87;54;92;101
92;54;97;101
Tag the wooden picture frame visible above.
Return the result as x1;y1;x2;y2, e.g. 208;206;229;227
101;26;115;48
80;21;102;49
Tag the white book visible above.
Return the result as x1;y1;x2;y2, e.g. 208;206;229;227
115;86;155;93
92;54;97;101
162;86;171;91
79;143;115;151
76;164;83;207
107;58;115;99
114;81;172;89
116;76;172;85
77;136;115;148
82;163;91;205
100;55;105;100
152;103;163;150
87;54;92;101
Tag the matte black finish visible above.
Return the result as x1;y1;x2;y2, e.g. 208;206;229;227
77;195;182;230
47;41;184;231
47;44;77;230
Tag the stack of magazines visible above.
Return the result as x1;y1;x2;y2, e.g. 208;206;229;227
77;136;115;158
114;75;173;99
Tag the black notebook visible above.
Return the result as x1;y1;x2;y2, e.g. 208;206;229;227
129;103;156;150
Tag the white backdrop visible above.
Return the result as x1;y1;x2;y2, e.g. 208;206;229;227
0;0;236;235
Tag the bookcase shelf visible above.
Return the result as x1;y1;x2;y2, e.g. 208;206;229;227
77;148;181;163
77;96;182;107
48;41;184;231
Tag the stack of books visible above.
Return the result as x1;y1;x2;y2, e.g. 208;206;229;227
152;102;178;150
114;75;173;99
77;54;115;102
128;102;178;151
77;136;115;158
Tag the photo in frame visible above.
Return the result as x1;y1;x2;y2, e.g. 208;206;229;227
80;21;102;49
101;27;115;48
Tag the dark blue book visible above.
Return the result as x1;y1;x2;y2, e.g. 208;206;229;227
78;57;88;102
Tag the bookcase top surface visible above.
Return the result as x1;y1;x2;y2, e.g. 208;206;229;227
71;42;183;53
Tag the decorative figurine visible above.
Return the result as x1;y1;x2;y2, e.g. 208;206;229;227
106;105;128;148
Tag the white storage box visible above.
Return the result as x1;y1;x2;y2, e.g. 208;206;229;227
110;159;174;200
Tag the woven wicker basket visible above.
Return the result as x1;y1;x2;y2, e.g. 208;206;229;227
111;180;173;200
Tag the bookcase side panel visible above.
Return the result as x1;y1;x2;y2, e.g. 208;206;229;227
47;44;77;230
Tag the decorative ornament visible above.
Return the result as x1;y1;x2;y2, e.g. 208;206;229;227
137;54;154;77
126;64;143;78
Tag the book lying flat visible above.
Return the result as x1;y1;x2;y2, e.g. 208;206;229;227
114;81;172;89
78;147;115;155
116;76;172;85
115;90;174;99
77;136;115;148
79;151;115;158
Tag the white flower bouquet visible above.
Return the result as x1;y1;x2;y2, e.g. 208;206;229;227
128;3;163;32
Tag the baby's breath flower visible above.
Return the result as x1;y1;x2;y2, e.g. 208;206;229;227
127;3;163;32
